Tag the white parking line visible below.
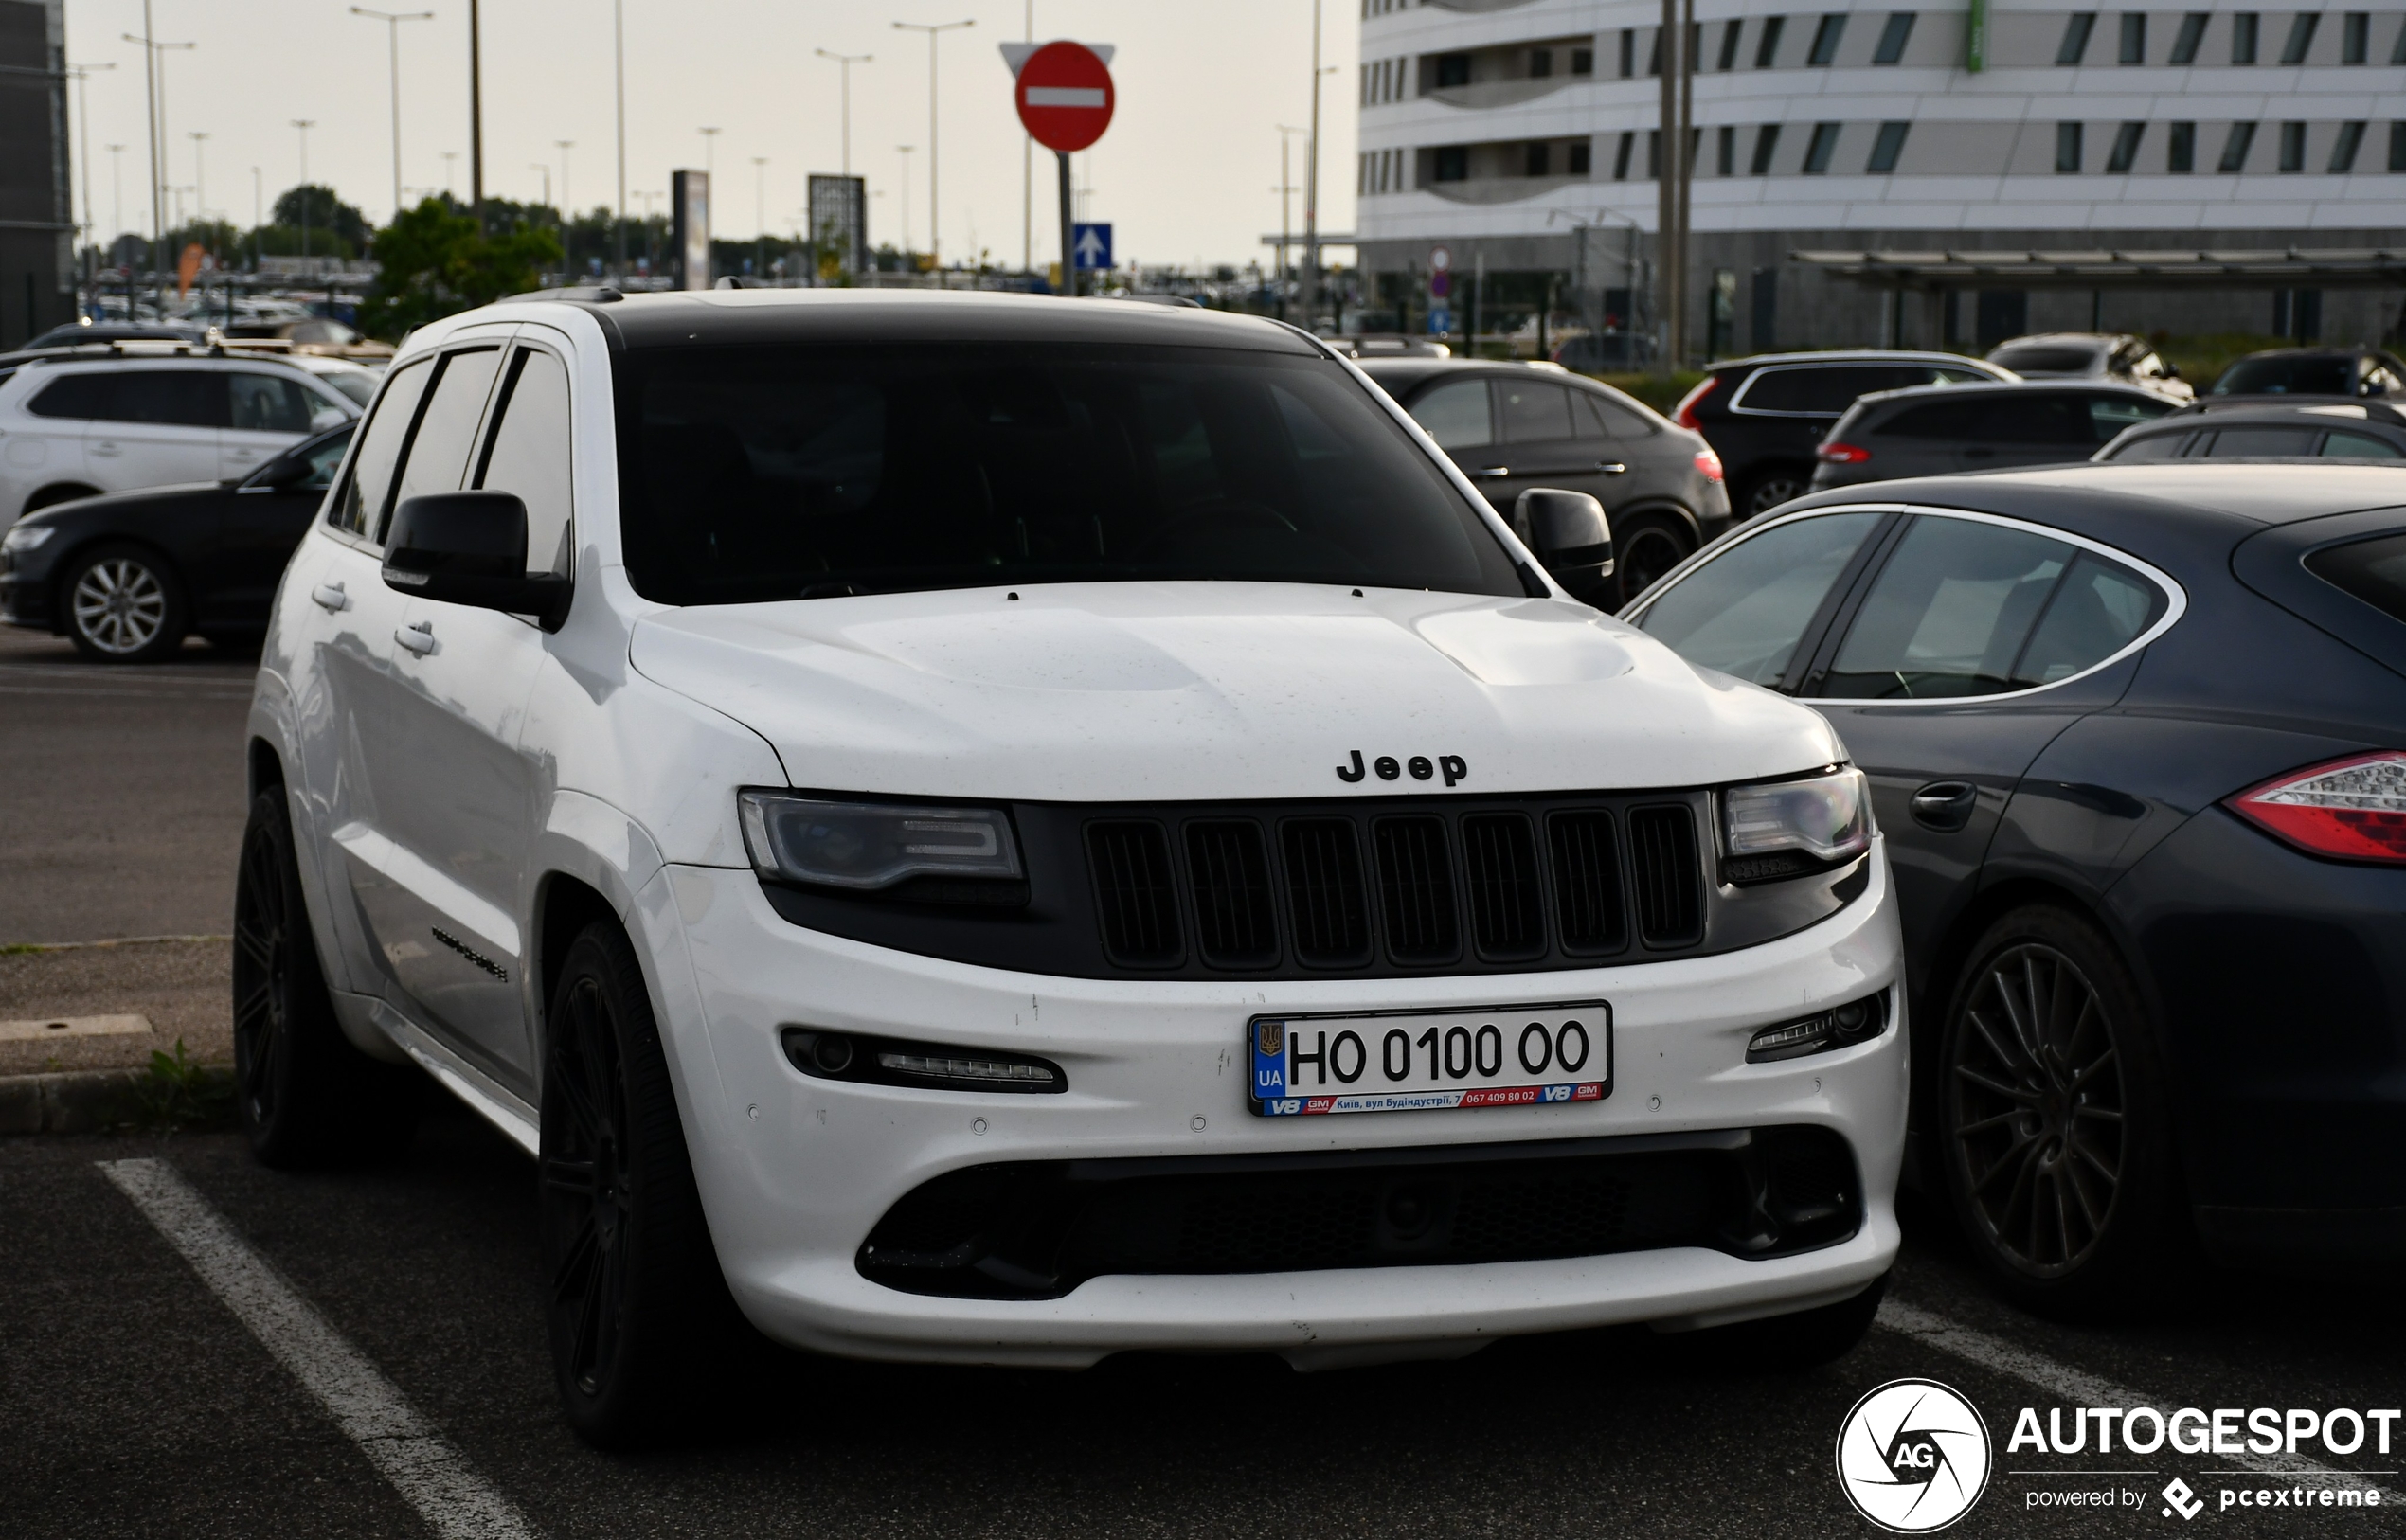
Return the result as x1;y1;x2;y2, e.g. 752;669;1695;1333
99;1158;536;1540
1878;1298;2399;1497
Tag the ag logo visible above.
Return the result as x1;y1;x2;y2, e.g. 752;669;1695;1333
1835;1378;1992;1533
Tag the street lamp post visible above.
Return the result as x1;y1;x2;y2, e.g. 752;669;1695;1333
614;0;626;278
699;126;719;178
1273;125;1305;324
751;156;767;279
557;141;575;218
895;146;913;256
124;11;195;310
813;50;871;176
67;62;113;302
250;166;260;271
292;120;316;259
350;8;434;222
188;132;207;227
890;19;973;266
531;163;550;212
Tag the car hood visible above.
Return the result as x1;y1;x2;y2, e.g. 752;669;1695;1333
627;582;1843;801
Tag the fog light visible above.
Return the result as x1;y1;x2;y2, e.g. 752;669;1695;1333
875;1050;1057;1086
812;1033;854;1073
781;1027;1067;1094
1746;994;1889;1064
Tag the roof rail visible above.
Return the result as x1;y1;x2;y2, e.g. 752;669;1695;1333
504;285;624;304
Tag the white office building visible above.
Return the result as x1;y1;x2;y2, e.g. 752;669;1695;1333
1355;0;2406;351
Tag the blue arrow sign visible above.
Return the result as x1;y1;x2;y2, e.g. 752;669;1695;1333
1072;222;1112;272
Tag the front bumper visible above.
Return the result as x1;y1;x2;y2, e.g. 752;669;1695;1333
649;839;1907;1367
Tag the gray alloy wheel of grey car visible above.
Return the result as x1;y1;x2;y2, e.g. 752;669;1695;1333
1740;468;1813;519
62;542;189;664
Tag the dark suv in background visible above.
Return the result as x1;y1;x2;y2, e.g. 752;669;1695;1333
1809;382;2177;492
1357;357;1730;596
1674;351;2014;520
2210;347;2406;399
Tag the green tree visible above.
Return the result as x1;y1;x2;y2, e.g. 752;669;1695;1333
359;198;562;341
272;184;370;253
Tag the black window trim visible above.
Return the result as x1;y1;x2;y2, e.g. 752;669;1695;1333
1623;501;2188;706
470;336;579;622
320;334;512;554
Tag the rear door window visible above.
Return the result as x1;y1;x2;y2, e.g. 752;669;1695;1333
1982;394;2099;446
1575;389;1655;438
26;371;114;419
1740;365;1937;415
2088;394;2170;442
1818;516;2078;697
329;357;433;539
1496;378;1575;442
2205;425;2317;456
1881;400;1987;439
2320;429;2406;458
1409;377;1493;449
106;369;225;427
1633;510;1886;687
2012;553;2167;683
2105;431;2189;460
229;372;320;433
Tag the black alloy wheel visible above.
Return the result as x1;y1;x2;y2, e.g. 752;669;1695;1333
1938;906;2181;1316
232;786;420;1166
61;541;189;663
1612;516;1692;601
541;920;746;1447
1740;469;1812;519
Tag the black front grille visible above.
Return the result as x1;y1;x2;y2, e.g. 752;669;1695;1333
1374;816;1460;964
1282;818;1372;967
859;1127;1862;1299
1462;813;1545;961
1086;821;1181;966
1628;805;1704;949
1186;821;1277;968
1550;811;1628;955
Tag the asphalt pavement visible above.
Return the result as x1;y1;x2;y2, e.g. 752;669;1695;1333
2;623;2400;1539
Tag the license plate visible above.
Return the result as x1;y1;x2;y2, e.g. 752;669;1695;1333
1248;1002;1611;1117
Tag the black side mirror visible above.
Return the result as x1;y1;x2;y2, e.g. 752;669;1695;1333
383;492;569;629
1512;488;1617;608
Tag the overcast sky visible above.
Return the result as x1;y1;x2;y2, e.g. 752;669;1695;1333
65;0;1360;270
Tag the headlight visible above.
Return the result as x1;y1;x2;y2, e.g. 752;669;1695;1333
0;523;57;553
738;792;1023;891
1721;765;1872;883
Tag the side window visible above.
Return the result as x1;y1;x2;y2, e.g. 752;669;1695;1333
329;357;433;538
2106;431;2188;461
2089;394;2169;442
1635;510;1886;688
1984;395;2098;445
27;371;114;419
2205;426;2316;457
1497;378;1575;442
229;372;318;433
382;347;506;540
2322;429;2406;458
1409;377;1493;449
1575;388;1655;438
2014;552;2166;684
1883;400;1986;439
296;430;354;490
107;369;224;427
474;347;574;576
1817;516;2078;698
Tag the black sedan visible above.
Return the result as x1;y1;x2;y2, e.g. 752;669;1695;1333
2099;400;2406;462
1356;357;1730;596
1621;463;2406;1311
0;422;350;662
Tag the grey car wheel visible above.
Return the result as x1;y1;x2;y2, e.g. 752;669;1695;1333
63;544;187;663
1740;469;1812;519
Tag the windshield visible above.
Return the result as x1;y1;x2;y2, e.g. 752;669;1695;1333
1989;345;2097;374
2214;355;2353;395
614;343;1524;605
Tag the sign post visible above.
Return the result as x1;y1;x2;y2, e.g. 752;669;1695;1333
671;168;709;290
1006;41;1115;295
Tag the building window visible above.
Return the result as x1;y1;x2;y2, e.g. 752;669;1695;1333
2056;121;2085;172
2393;17;2406;63
1531;47;1553;78
2330;120;2367;170
2057;13;2098;63
1436;53;1471;87
1871;12;1916;63
1649;29;1664;74
1614;131;1635;179
2278;120;2307;170
2279;12;2319;62
2390;121;2406;170
2169;12;2208;62
2106;120;2146;170
1571;47;1594;74
1718;20;1744;68
1718;123;1737;173
2219;120;2258;171
1755;15;1787;66
2168;120;2197;171
1751;123;1783;173
1867;121;1911;171
1569;139;1592;174
1621;28;1636;76
1648;129;1662;178
1526;142;1552;176
2119;12;2146;63
1802;122;1841;172
1433;145;1468;182
2231;13;2258;63
1807;13;1847;64
2343;11;2370;61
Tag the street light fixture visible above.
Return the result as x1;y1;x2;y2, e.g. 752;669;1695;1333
556;141;575;218
698;126;720;178
890;19;973;266
813;49;871;177
350;7;435;222
188;132;208;226
291;119;317;258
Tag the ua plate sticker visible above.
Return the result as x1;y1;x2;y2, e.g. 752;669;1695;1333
1248;1002;1611;1117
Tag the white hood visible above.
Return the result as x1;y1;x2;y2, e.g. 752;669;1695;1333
627;582;1843;802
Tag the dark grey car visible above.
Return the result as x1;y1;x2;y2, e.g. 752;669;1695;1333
1356;358;1732;596
1809;382;2177;492
2098;400;2406;462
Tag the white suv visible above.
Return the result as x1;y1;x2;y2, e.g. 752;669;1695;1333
0;348;358;525
240;290;1905;1446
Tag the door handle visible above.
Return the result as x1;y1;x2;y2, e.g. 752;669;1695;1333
90;441;121;457
1595;461;1628;475
311;582;349;612
1471;466;1512;478
1910;780;1979;832
395;619;437;655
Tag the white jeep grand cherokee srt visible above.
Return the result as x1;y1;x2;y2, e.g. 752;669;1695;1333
238;288;1904;1446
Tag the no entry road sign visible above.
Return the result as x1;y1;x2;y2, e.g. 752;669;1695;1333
1014;41;1115;153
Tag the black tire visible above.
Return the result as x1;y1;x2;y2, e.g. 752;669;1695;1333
1691;1273;1887;1371
1736;467;1813;520
232;786;422;1167
1612;513;1694;601
541;920;745;1448
60;541;188;662
1937;905;2183;1318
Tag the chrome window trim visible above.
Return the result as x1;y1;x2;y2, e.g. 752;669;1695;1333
1724;359;2005;418
1623;499;2189;707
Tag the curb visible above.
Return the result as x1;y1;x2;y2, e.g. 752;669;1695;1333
0;1065;236;1135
